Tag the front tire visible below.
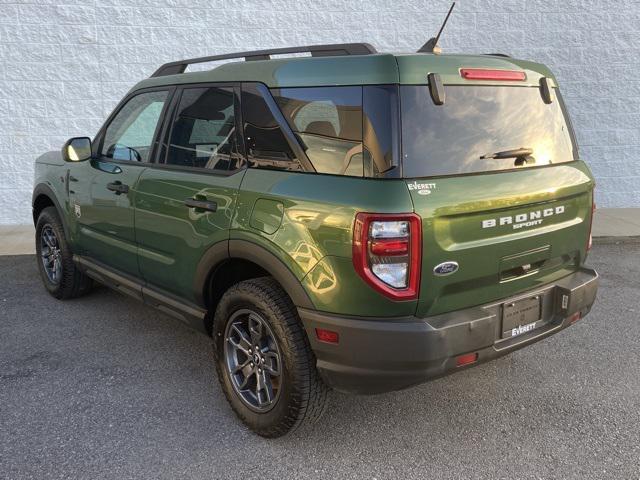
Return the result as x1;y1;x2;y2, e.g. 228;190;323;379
212;277;328;438
35;206;92;299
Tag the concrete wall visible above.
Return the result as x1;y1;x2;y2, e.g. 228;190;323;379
1;0;639;224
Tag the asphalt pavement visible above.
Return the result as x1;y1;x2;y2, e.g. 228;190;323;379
1;243;639;479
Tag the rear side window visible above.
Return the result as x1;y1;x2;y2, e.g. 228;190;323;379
273;87;364;176
101;90;168;162
401;85;578;177
273;86;400;177
166;86;241;171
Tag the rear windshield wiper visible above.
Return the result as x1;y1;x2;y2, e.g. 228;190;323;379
480;147;533;160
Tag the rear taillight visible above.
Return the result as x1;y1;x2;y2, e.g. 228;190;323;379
587;199;596;251
460;68;526;81
353;213;421;300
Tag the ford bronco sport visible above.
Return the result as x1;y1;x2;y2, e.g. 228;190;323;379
32;42;598;437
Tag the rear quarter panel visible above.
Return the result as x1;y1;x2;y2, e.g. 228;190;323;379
233;169;417;317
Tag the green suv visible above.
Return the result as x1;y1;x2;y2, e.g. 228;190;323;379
32;43;598;437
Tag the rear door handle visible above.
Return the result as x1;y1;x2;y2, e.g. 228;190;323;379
106;181;129;195
184;198;217;212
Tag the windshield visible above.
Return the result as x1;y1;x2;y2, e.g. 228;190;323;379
401;85;577;177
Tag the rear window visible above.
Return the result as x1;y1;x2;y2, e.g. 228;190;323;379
401;86;577;178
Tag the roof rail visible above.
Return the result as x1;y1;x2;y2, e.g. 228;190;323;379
150;43;378;78
482;53;511;58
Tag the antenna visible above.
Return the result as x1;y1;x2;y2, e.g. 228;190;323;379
418;2;456;55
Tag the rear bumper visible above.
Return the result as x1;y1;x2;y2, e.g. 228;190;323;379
299;267;598;394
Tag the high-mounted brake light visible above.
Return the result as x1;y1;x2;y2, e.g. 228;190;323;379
353;213;421;300
460;68;526;81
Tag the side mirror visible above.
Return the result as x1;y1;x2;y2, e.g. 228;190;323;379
62;137;92;162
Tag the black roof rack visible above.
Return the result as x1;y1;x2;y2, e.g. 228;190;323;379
482;53;511;58
150;43;378;78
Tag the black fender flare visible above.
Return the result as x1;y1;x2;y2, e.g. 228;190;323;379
32;183;70;239
193;239;314;310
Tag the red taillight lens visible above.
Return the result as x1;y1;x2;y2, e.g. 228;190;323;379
315;328;339;344
569;312;581;324
353;213;421;300
370;239;409;256
460;68;526;81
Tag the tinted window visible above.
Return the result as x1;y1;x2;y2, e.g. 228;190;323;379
401;86;577;177
166;87;241;171
273;86;363;176
102;90;168;162
363;85;400;177
242;84;299;171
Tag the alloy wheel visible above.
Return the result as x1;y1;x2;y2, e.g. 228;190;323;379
40;225;62;285
223;309;282;412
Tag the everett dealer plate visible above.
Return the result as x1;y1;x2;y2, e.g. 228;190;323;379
502;296;542;338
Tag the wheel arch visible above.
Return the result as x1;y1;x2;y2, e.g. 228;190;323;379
194;239;315;316
32;183;70;239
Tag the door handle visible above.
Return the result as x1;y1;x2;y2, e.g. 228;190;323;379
184;198;217;212
106;181;129;195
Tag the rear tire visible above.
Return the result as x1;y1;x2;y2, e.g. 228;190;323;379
35;206;92;300
212;277;328;438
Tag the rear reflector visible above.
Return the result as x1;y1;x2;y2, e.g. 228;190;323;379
569;312;581;324
315;328;339;344
460;68;526;81
456;352;478;367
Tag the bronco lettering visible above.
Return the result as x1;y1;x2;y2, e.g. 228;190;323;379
482;205;566;230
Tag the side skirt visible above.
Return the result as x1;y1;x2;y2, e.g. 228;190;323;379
73;255;209;334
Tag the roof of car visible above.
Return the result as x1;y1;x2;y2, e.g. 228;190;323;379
132;51;557;93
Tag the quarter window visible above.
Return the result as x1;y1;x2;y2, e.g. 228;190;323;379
273;87;364;176
101;90;168;162
166;86;241;171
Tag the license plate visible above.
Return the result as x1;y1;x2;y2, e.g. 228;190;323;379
502;296;541;338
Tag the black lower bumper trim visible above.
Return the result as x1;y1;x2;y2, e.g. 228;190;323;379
299;267;598;394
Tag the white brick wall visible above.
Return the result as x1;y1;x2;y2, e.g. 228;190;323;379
1;0;639;224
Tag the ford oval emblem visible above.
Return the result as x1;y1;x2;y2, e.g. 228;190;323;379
433;261;459;276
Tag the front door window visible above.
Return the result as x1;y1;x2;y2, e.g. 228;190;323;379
101;90;169;162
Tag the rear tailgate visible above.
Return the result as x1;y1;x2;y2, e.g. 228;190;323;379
409;162;594;317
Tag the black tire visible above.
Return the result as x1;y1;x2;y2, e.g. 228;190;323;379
212;277;329;438
35;206;92;300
